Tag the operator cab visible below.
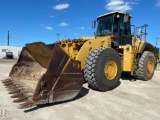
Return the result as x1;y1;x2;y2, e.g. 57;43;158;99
94;11;132;46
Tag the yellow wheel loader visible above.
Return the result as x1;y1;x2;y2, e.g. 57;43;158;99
2;11;157;108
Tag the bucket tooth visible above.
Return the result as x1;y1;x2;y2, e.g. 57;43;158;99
13;96;27;103
2;79;11;83
8;90;20;94
7;84;21;90
6;85;16;89
3;80;12;84
4;82;13;86
18;101;35;109
3;79;12;83
11;93;23;98
5;84;17;89
7;87;18;91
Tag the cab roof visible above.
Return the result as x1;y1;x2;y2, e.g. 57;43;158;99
97;11;132;19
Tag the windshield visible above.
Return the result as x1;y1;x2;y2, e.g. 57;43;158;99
95;16;113;36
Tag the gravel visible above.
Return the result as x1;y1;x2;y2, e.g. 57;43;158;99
0;59;160;120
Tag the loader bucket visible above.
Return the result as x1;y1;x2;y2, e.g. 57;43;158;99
2;42;83;109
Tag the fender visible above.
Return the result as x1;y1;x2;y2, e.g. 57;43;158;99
76;36;111;69
139;41;154;54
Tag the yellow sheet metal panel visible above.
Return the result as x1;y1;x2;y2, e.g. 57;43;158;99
134;40;145;53
76;36;111;69
60;39;82;59
120;45;134;72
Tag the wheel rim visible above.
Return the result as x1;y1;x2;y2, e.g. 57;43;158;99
147;59;154;74
104;60;118;80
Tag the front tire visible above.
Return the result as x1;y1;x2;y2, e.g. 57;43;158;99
83;47;121;91
134;51;156;81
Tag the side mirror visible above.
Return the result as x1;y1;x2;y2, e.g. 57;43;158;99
123;14;129;23
92;20;97;28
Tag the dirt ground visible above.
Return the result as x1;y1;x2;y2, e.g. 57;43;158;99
0;59;160;120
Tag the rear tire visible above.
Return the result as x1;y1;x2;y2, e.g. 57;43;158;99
83;47;121;91
134;51;156;81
